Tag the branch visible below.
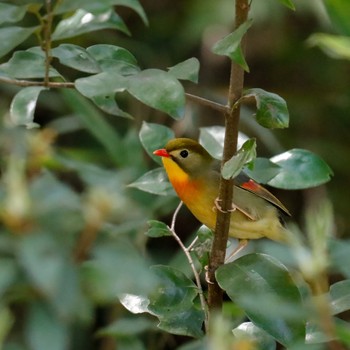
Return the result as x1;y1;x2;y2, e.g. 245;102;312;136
0;77;75;88
185;93;228;114
207;0;249;315
44;0;54;86
168;201;209;333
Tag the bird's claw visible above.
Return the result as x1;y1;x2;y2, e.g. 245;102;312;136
204;265;214;285
213;198;237;213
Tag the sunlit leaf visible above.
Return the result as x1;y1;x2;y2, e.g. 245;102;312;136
52;9;130;41
168;57;200;83
146;220;171;238
0;26;38;58
216;253;305;346
268;149;333;189
10;86;46;128
128;69;185;119
222;139;256;179
139;121;174;165
0;3;27;24
0;50;61;79
276;0;295;11
243;88;289;129
128;168;175;196
308;34;350;60
244;157;281;184
323;0;350;35
54;0;148;25
51;44;101;73
211;19;253;72
330;280;350;315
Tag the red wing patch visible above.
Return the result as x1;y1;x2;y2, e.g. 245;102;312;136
241;179;260;192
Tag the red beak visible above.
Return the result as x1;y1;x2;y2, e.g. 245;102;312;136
153;148;170;158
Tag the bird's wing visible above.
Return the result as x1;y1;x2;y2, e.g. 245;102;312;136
235;172;291;217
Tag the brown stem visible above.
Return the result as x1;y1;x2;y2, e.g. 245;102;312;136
207;0;249;318
185;93;228;114
0;77;75;88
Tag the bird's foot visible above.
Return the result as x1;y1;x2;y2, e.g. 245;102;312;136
213;198;237;213
204;265;214;285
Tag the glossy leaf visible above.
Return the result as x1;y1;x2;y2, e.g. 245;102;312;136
211;19;253;72
308;34;350;61
232;322;276;350
128;69;185;119
0;50;61;79
139;121;174;165
146;220;171;238
222;138;256;179
52;9;129;41
168;57;200;83
268;149;333;189
216;253;305;346
244;157;281;184
243;88;289;129
0;3;27;24
0;26;38;58
323;0;350;35
10;86;46;128
51;44;101;73
128;168;175;196
54;0;147;25
330;280;350;315
276;0;295;11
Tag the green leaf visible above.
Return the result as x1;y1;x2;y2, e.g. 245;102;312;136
0;259;17;297
0;305;14;346
10;86;46;128
329;239;350;278
268;149;333;189
139;121;174;165
61;89;124;166
211;19;253;72
0;50;61;79
0;26;38;58
0;3;27;24
244;157;281;184
54;0;148;25
52;9;130;41
128;168;175;196
222;139;256;180
168;58;200;83
308;34;350;60
146;220;171;238
128;69;185;119
276;0;295;11
330;280;350;315
243;88;289;129
191;225;213;268
232;322;276;350
91;95;133;119
25;302;69;350
323;0;350;35
216;253;305;346
51;44;101;73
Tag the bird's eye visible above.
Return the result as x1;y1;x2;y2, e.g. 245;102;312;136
180;150;189;158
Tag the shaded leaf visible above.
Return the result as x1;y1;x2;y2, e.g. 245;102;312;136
232;322;276;350
222;139;256;180
0;50;61;79
216;253;305;346
211;19;253;72
91;95;133;119
128;168;175;196
276;0;295;11
0;259;17;297
308;34;350;60
329;239;350;278
54;0;147;25
52;9;129;41
0;26;38;58
244;157;281;184
168;57;200;83
51;44;101;73
243;88;289;129
139;121;174;165
146;220;171;238
10;86;46;128
128;69;185;119
330;280;350;315
268;149;333;189
323;0;350;36
0;3;27;24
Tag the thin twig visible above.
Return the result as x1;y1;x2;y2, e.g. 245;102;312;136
168;201;209;332
185;93;228;114
44;0;53;86
0;77;75;88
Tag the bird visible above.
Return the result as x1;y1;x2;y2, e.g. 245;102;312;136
153;138;291;256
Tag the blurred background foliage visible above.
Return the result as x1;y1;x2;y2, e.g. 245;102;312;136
0;0;350;349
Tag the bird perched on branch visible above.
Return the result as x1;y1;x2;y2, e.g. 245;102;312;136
153;138;290;255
